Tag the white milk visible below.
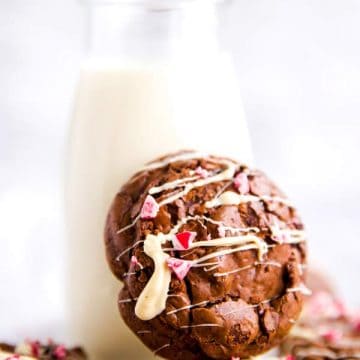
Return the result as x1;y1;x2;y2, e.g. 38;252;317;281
65;58;252;359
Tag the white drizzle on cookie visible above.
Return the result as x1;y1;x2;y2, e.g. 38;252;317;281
205;190;292;208
115;151;306;321
135;234;171;320
213;260;282;277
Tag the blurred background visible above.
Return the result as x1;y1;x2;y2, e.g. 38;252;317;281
1;0;360;344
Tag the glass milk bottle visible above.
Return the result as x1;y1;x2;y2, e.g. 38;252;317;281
65;0;252;359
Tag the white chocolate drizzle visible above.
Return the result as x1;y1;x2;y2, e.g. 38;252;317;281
116;240;144;260
180;323;223;329
135;234;171;320
158;159;238;206
213;260;282;277
143;151;209;171
203;264;221;272
153;343;170;354
118;297;138;304
115;153;306;323
129;151;208;183
149;175;200;195
192;261;220;268
116;213;141;235
205;191;292;208
223;297;276;316
134;219;304;320
287;283;312;296
123;271;137;277
166;300;209;315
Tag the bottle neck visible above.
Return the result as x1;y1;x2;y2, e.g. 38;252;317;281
85;1;222;64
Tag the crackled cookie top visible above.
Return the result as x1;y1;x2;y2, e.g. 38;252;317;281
105;151;307;359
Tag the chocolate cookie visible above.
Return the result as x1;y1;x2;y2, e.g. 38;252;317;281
0;340;86;359
280;290;360;359
105;151;307;359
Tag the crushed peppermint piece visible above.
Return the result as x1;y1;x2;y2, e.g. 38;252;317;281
308;291;344;319
167;258;193;280
172;231;196;250
322;329;342;343
28;341;40;357
130;255;143;269
140;195;159;219
284;356;295;360
53;345;67;359
195;166;209;178
335;299;347;317
233;172;249;194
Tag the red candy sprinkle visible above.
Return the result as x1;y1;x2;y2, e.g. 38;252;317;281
28;340;41;357
285;356;295;360
167;258;193;280
195;166;209;178
53;345;67;359
140;195;159;219
322;329;342;342
234;172;249;194
172;231;196;250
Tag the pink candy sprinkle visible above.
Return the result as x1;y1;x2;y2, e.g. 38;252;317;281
53;345;67;359
140;195;159;219
167;258;193;280
354;320;360;333
195;166;209;178
233;172;250;194
335;299;347;317
284;356;295;360
5;356;20;360
172;231;196;250
130;255;143;269
308;291;345;319
322;329;342;343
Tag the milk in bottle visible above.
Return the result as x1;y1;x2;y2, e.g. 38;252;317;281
65;1;252;358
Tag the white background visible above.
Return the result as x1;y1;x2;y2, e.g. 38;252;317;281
1;0;360;343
